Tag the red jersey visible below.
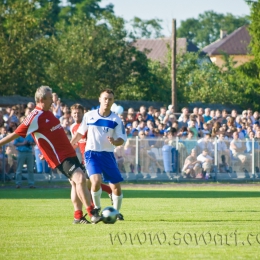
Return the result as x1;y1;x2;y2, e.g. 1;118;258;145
70;122;87;163
15;107;76;168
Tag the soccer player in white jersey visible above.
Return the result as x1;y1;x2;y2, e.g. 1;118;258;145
71;89;127;221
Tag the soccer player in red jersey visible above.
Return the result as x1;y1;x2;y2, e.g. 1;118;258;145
70;104;113;221
0;86;101;224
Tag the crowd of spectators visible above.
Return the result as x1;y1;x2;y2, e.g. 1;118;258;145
1;98;260;180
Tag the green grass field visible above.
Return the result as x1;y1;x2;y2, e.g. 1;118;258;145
1;183;260;260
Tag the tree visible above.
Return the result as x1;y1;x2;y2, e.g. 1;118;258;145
128;17;163;39
0;1;55;96
248;0;260;71
177;11;250;48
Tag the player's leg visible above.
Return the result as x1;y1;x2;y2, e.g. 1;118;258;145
70;179;90;224
89;173;102;208
101;183;113;204
101;152;124;220
71;168;93;209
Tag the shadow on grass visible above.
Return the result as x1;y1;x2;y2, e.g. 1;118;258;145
0;188;260;199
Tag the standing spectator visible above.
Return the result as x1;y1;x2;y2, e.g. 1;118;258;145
14;134;35;189
183;131;198;155
197;133;214;156
230;131;248;172
8;106;19;124
51;93;62;119
214;133;230;172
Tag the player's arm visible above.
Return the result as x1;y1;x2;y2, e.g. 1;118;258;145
0;132;20;147
70;132;84;147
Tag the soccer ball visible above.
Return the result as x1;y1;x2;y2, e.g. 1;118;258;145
101;206;119;224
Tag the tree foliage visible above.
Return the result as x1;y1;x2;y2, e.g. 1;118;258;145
248;0;260;71
1;1;260;111
177;11;250;48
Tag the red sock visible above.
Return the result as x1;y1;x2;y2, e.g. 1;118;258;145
87;205;94;217
74;210;83;220
101;183;112;194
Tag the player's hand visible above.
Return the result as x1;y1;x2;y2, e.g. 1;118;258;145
107;136;115;145
39;153;45;160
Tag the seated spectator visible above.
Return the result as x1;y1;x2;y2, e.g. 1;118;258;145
147;106;155;119
24;102;35;116
215;109;222;122
202;108;212;123
197;148;213;179
201;122;211;137
59;110;72;124
178;107;189;122
210;110;215;120
178;115;189;129
0;126;7;139
182;149;202;178
221;109;228;125
193;107;199;116
172;121;179;132
237;125;246;139
198;107;204;116
136;120;147;132
231;109;238;119
196;114;204;133
211;121;221;138
125;112;135;125
235;116;242;128
247;108;253;121
0;110;5;128
5;145;17;174
252;111;259;124
188;120;199;138
163;114;177;128
127;107;135;115
136;105;154;122
177;126;188;139
158;107;167;123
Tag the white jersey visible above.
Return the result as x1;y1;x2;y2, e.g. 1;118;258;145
77;109;126;152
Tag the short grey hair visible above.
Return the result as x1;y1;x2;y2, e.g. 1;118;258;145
35;86;52;103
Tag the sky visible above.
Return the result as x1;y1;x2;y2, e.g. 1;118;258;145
100;0;251;37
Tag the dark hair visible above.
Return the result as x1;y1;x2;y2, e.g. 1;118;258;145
100;88;114;96
70;103;84;113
